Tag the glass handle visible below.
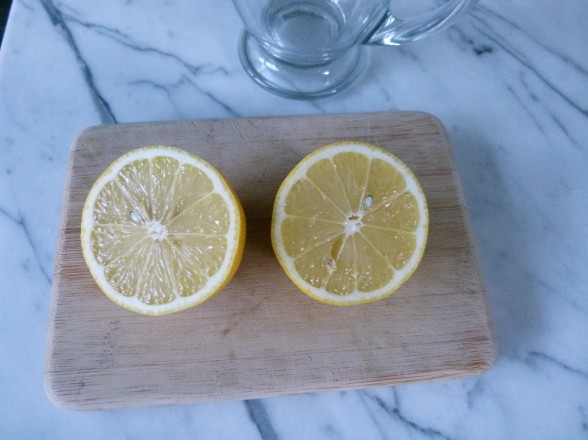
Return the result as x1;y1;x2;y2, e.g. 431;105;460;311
364;0;479;46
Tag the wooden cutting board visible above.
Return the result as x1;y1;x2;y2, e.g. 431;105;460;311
45;112;495;410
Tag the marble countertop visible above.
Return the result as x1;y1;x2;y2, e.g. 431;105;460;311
1;0;587;438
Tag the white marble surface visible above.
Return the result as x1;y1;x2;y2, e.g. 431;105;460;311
1;0;587;438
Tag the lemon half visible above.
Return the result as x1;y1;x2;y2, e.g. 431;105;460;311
272;142;428;306
81;146;245;316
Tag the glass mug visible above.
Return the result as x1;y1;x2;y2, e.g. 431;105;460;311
232;0;478;99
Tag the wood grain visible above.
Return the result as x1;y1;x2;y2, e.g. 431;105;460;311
45;112;495;410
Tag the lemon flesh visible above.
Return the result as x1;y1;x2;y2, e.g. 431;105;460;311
81;146;245;316
272;142;428;306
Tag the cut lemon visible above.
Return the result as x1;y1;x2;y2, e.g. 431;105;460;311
81;146;245;316
271;142;428;306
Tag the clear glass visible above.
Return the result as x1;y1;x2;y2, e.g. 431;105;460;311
232;0;478;99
